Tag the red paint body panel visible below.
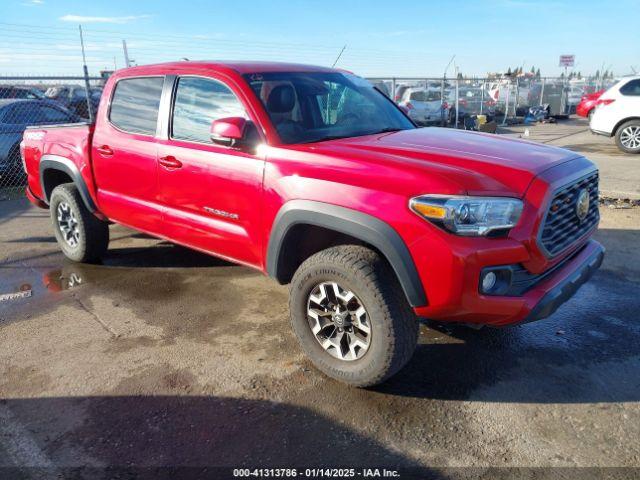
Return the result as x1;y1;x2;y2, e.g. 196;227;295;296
576;90;604;118
22;61;601;327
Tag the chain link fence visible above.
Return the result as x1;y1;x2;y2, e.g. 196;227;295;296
0;72;619;200
0;76;104;199
367;76;618;129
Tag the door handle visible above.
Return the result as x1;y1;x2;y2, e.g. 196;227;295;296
158;155;183;169
96;145;114;157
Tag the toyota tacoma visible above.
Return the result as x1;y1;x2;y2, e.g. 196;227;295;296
21;62;604;386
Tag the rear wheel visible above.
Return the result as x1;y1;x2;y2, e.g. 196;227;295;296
50;183;109;263
289;245;419;387
615;120;640;154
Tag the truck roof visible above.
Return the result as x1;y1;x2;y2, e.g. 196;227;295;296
116;61;337;77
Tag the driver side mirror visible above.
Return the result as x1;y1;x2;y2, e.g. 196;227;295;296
210;117;247;147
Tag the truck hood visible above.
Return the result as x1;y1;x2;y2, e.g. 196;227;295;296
299;128;582;197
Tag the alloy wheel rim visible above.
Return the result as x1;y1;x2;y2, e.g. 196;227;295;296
57;202;80;248
306;282;371;361
620;126;640;149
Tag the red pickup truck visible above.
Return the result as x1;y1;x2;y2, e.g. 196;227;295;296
21;62;604;386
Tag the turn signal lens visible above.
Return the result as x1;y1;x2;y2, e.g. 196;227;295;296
411;203;447;219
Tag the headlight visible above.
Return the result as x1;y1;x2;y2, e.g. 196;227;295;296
410;195;523;236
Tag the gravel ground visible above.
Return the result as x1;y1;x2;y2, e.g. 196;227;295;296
0;198;639;479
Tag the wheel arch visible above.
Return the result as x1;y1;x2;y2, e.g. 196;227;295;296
612;117;640;137
39;154;96;212
266;200;427;307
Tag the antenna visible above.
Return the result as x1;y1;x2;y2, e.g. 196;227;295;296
331;45;346;68
78;25;94;123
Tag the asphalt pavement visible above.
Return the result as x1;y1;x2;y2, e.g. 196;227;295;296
1;198;639;478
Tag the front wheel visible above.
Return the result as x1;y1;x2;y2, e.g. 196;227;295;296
50;183;109;263
289;245;419;387
615;120;640;154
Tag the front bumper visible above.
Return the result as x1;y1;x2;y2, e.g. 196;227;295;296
519;240;604;324
414;239;604;327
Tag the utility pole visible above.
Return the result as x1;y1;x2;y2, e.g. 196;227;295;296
122;39;131;68
454;64;459;128
78;25;94;123
441;55;455;126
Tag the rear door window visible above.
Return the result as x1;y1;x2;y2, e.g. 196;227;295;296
409;91;427;102
109;77;164;135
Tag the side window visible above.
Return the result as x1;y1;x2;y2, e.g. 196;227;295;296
171;76;248;143
109;77;164;135
620;79;640;96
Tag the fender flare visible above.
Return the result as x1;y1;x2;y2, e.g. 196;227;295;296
39;154;97;212
266;200;427;307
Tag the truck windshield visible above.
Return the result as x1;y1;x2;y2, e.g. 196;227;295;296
243;72;415;144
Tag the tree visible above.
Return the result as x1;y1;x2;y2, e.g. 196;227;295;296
530;66;536;74
536;68;541;78
506;67;512;76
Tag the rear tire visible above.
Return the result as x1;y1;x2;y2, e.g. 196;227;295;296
615;120;640;154
50;183;109;263
289;245;419;387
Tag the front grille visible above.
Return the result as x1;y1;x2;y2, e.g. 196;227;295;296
539;171;599;257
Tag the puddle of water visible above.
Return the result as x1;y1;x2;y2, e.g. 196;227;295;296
0;284;32;303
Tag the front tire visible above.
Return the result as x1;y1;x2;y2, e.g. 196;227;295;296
50;183;109;263
615;120;640;154
289;245;419;387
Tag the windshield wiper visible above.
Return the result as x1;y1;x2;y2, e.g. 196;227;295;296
304;128;404;144
303;135;350;144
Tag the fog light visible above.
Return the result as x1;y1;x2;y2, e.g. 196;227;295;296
481;271;497;292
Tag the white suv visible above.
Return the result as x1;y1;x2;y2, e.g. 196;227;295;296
590;76;640;154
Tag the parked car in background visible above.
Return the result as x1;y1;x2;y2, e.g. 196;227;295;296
0;99;79;184
370;81;391;98
576;90;604;119
448;87;496;124
590;76;640;154
0;86;45;100
567;85;586;113
398;87;448;125
44;85;101;119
